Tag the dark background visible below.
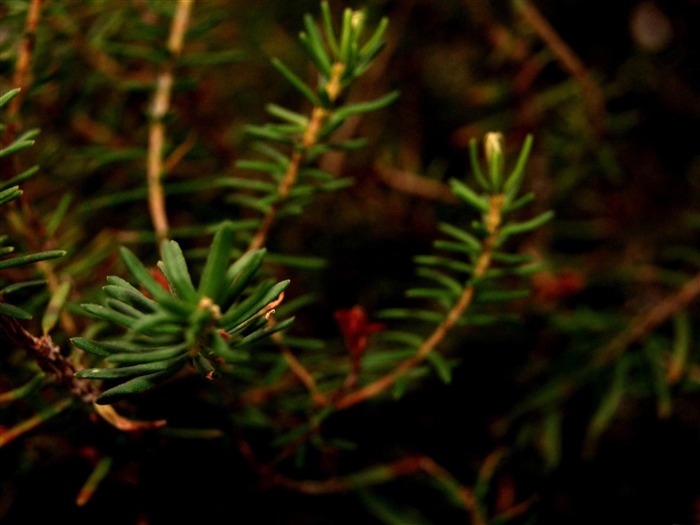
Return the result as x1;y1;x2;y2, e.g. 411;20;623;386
2;0;700;523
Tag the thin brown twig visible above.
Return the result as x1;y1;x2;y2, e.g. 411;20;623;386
238;422;483;517
147;0;194;247
375;163;459;203
279;342;328;406
271;454;469;495
71;113;127;147
163;132;197;173
594;270;700;367
245;148;302;252
499;265;700;433
0;398;73;448
248;107;328;251
44;11;129;82
269;454;499;524
463;0;529;63
5;0;42;135
334;194;505;410
268;420;324;470
513;0;607;137
417;456;481;520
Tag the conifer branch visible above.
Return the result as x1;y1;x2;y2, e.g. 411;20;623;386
335;194;505;410
594;270;700;367
247;64;345;252
504;267;700;428
1;10;80;339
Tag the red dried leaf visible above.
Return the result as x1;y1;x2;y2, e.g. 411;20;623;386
532;269;584;304
334;305;385;360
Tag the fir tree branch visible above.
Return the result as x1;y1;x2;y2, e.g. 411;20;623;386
334;194;505;410
594;270;700;367
147;0;194;246
1;2;78;337
501;264;700;431
247;63;345;252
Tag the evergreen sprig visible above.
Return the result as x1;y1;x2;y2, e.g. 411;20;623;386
228;1;398;253
0;88;66;320
71;221;293;404
335;133;553;406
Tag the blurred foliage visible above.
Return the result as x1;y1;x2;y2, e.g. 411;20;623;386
2;0;700;524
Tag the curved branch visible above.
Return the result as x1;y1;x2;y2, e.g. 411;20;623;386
335;194;505;410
